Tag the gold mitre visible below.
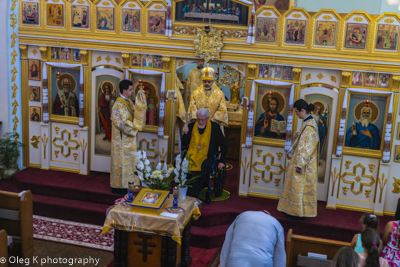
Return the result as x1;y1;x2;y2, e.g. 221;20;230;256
201;66;215;81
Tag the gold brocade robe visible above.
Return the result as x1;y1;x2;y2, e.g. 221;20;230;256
277;118;319;217
110;97;146;188
185;67;203;107
189;84;229;126
175;76;186;123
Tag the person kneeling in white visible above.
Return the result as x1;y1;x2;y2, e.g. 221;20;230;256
220;211;286;267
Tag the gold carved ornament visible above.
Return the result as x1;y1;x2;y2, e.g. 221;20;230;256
368;164;375;172
30;136;40;149
128;3;136;8
322;15;332;20
138;138;159;159
105;55;112;63
96;56;102;62
151;138;157;147
10;4;18;132
54;150;59;158
102;1;110;6
73;129;78;138
276;152;283;160
79;138;87;165
154;4;163;9
292;13;302;19
174;26;197;35
353;17;364;22
40;134;49;160
241;156;250;185
365;189;371;198
331;76;337;83
115;57;121;64
305;74;311;81
77;0;85;4
384;18;395;23
317;73;325;80
254;175;260;183
263;11;272;16
31;48;38;56
345;160;352;169
193;26;224;64
378;173;388;203
330;167;340;196
55;126;60;134
274;178;281;186
341;163;375;195
343;186;349;195
73;153;78;160
252;152;284;184
52;129;80;158
393;177;400;194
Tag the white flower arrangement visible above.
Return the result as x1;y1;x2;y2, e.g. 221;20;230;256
173;153;200;187
134;150;174;191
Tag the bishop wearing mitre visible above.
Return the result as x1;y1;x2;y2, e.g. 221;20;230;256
189;65;229;126
110;80;147;194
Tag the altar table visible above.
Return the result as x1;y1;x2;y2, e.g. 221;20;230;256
102;196;201;267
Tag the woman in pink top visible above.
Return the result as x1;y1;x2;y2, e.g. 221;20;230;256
358;228;388;267
381;199;400;266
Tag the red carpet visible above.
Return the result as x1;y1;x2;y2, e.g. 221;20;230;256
0;159;395;250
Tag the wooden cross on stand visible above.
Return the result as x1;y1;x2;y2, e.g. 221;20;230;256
133;233;157;262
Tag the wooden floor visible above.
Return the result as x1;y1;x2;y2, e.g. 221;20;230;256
8;240;113;267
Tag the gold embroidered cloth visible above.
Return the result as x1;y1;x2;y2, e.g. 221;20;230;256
102;196;201;245
110;96;146;189
175;76;187;123
189;83;229;126
187;121;212;171
185;67;203;107
277;118;319;217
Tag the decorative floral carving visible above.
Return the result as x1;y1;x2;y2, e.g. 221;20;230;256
174;26;197;35
263;11;272;16
353;17;364;22
384;18;395;23
221;30;247;39
322;15;332;20
292;13;302;18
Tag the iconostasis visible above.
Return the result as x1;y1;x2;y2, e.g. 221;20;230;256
17;0;400;215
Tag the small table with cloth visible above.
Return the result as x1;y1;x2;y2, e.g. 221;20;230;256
102;196;201;267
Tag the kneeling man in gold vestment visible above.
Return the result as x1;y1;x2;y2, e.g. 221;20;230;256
110;80;147;194
277;99;319;218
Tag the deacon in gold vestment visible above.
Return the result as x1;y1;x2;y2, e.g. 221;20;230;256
110;80;147;193
185;60;204;108
189;66;229;126
277;100;319;217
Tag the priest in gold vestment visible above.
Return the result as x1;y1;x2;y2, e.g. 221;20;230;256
189;66;229;126
277;99;319;217
110;80;147;194
185;60;204;107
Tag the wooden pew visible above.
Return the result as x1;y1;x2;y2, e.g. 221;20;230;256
0;229;8;267
0;190;33;258
286;229;351;267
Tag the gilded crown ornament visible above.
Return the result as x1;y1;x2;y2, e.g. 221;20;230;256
201;66;215;81
194;25;224;64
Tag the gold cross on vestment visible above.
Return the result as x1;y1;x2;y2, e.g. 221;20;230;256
196;143;205;153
